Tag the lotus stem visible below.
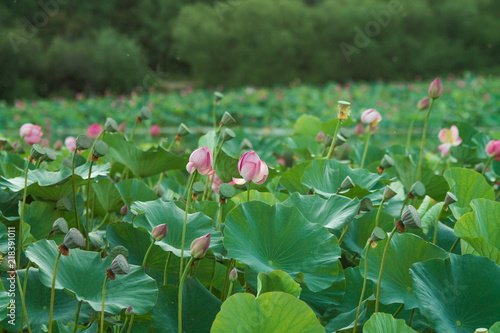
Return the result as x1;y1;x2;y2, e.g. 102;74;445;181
393;303;404;318
208;259;217;292
212;102;217;132
360;124;373;168
119;317;129;333
399;197;408;219
338;225;349;245
226;280;234;300
16;273;32;333
17;162;30;266
416;98;435;182
126;313;135;333
374;199;385;228
449;237;460;253
100;276;109;333
178;256;194;333
408;309;415;327
247;181;251;202
375;226;397;313
406;112;418;152
129;120;138;142
217;202;224;231
353;242;371;333
19;262;31;331
92;212;110;232
179;172;197;279
163;252;172;286
48;252;62;333
86;130;104;163
85;161;94;250
73;300;82;333
432;204;445;245
221;259;233;301
482;156;493;176
71;150;81;233
326;120;342;160
142;240;156;267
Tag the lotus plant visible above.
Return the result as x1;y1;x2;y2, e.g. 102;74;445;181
20;123;43;145
233;151;269;201
326;101;351;159
71;134;91;234
360;108;382;168
483;139;500;176
406;96;430;151
433;192;457;245
101;254;130;333
142;223;168;267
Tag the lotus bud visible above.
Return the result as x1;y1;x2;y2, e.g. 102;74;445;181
56;196;71;211
58;228;85;256
417;97;430;111
337;100;351;120
152;223;168;242
149;124;160;137
444;192;457;207
354;123;364;136
107;254;130;280
54;140;63;151
104;117;119;133
315;131;325;143
408;182;426;199
30;144;46;162
109;245;129;260
324;134;333;147
229;267;238;282
334;134;347;147
222;128;236;142
40;147;57;162
52;217;69;235
428;78;443;99
359;198;373;213
485;139;500;161
338;176;355;192
214;92;224;104
125;305;133;316
91;140;109;162
190;233;211;259
76;134;92;151
220;111;236;126
240;138;253;150
137;107;152;123
377;154;394;174
118;122;127;133
383;186;397;201
120;205;128;216
219;183;235;203
192;182;205;200
400;205;421;231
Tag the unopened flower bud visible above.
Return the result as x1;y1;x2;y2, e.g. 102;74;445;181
428;78;443;99
444;192;457;207
214;92;224;103
76;134;92;151
125;305;133;316
54;140;63;151
220;111;236;126
408;182;426;199
337;101;351;120
190;233;211;259
105;117;119;133
417;97;430;111
152;223;168;242
316;131;325;143
401;205;421;229
383;186;397;200
109;245;129;260
354;123;364;136
229;267;238;282
223;128;236;142
120;205;128;216
52;217;69;234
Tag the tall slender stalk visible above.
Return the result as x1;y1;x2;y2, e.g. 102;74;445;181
17;163;30;266
48;252;62;333
360;124;373;168
19;262;31;331
326;120;341;160
92;212;110;232
449;237;460;253
73;301;82;333
482;156;493;176
179;172;197;279
406;112;418;152
247;182;251;202
432;203;445;245
71;150;82;233
100;277;109;333
16;274;32;333
119;317;129;333
163;252;172;286
85;161;94;250
374;199;386;228
353;243;371;333
416;98;435;182
217;202;224;231
126;314;135;333
129;120;138;142
178;257;194;333
375;227;397;313
393;303;404;318
142;240;156;267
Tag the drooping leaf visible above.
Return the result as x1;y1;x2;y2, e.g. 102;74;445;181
257;270;301;298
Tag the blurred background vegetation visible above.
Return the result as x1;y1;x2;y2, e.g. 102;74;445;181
1;0;499;101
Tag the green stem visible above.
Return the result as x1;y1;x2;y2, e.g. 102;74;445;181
208;259;217;292
86;131;104;163
247;181;251;202
201;176;210;201
71;150;82;233
406;112;418;152
393;303;404;318
178;257;194;333
432;204;445;245
85;161;94;250
168;137;176;151
416;98;435;182
449;237;460;253
226;281;234;300
17;274;32;333
100;277;109;333
212;102;217;132
126;314;135;333
19;262;31;331
432;155;443;172
73;301;82;333
399;197;408;218
179;172;197;279
374;199;385;228
119;317;129;333
482;156;493;176
163;252;172;286
360;124;372;168
156;173;164;195
353;243;371;333
48;252;62;333
408;308;415;327
92;212;110;232
142;240;156;267
18;162;30;266
129;120;138;142
326;120;342;160
375;226;397;313
221;259;233;301
217;202;224;231
338;225;349;245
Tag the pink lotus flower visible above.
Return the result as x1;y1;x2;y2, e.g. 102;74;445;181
190;233;211;259
361;109;382;126
186;146;215;176
65;136;76;152
118;122;127;133
210;174;235;194
87;124;103;139
233;151;269;185
485;140;500;161
438;125;462;156
428;78;443;99
149;124;160;137
20;123;43;145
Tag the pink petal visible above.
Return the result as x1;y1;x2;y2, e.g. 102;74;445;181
439;143;451;156
232;177;246;185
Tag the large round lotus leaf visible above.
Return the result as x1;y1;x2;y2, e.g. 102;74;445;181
102;133;187;177
231;190;281;205
211;292;325;333
91;179;124;213
25;240;158;315
444;167;494;219
257;270;301;298
23;201;77;242
116;179;158;207
282;193;360;230
454;199;500;264
301;159;385;197
490;322;500;333
150;277;221;333
1;269;91;332
224;201;341;292
411;254;500;332
0;163;109;201
360;233;448;309
279;160;312;194
363;313;417;333
131;200;222;257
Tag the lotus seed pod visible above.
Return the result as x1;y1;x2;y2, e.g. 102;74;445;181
359;198;373;212
104;117;119;133
120;205;128;216
76;134;92;151
139;107;152;121
110;254;130;275
92;140;109;158
177;123;191;136
444;192;457;206
220;111;236;126
474;163;485;173
401;205;421;229
64;228;86;249
219;183;235;200
125;305;133;316
334;134;347;147
370;227;386;242
153;185;164;197
383;186;398;200
192;182;206;196
30;144;46;161
380;155;395;169
340;176;355;190
109;245;129;260
41;147;57;162
89;232;105;249
190;233;211;259
152;223;168;242
214;92;224;103
56;197;72;211
474;329;488;333
52;217;69;234
222;128;236;142
337;100;351;120
409;181;426;198
240;138;253;150
324;134;333;147
229;267;238;282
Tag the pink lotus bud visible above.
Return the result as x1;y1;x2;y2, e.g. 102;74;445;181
120;205;128;216
361;109;382;126
149;124;160;137
87;124;103;139
438;125;462;156
428;78;443;99
229;267;238;282
190;233;211;259
41;138;50;147
152;223;168;241
232;151;269;185
354;123;364;136
65;136;77;152
417;97;430;111
186;146;214;176
118;122;127;133
485;140;500;161
125;305;133;316
315;131;325;143
20;123;43;145
54;139;63;151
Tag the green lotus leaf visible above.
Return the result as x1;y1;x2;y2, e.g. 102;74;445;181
0;151;26;178
301;159;384;198
0;163;109;201
454;199;500;264
214;149;240;183
0;281;9;322
211;292;325;333
131;200;222;257
23;201;77;242
91;179;124;213
25;240;158;315
411;254;500;332
116;179;158;207
490;322;500;333
257;270;301;298
363;313;417;333
444;167;494;219
0;190;23;223
231;190;281;205
420;202;444;234
102;133;188;177
282;193;360;230
361;233;448;309
224;201;341;292
150;277;221;333
279;160;312;194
